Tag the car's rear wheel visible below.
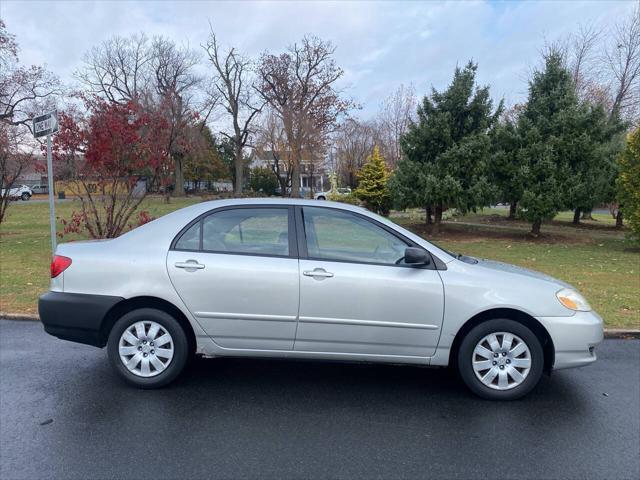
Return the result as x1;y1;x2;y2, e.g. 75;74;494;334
317;196;326;200
107;308;189;388
457;319;544;400
21;192;30;201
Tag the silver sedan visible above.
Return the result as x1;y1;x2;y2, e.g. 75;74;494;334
39;199;603;400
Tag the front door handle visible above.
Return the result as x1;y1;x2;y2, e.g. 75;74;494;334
175;260;205;270
303;268;334;279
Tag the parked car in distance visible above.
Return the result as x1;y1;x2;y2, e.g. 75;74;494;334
38;199;603;399
1;184;32;201
30;184;49;195
315;187;351;200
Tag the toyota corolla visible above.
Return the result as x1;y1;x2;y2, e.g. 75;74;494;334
39;199;603;400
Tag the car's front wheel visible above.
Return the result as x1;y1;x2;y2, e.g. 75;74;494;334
21;192;30;201
107;308;189;388
457;319;544;400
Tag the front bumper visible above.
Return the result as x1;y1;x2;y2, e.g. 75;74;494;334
38;291;123;347
537;310;604;370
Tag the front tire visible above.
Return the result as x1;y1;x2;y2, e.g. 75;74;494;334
21;192;30;201
107;308;189;389
457;319;544;400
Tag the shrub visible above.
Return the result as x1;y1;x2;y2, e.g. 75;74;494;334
249;167;279;196
617;128;640;244
354;146;391;215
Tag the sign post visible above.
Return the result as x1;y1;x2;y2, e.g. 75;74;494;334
32;111;59;256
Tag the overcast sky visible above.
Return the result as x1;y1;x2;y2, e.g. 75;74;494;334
2;0;637;117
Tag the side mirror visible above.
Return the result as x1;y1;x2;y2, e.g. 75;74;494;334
404;247;431;265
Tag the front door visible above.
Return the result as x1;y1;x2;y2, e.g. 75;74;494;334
167;206;299;351
295;206;445;357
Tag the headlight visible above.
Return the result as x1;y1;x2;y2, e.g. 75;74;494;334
556;288;591;312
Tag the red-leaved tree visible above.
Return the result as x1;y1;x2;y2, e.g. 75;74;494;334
54;98;172;238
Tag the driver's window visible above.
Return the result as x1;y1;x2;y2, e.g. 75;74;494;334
302;207;407;265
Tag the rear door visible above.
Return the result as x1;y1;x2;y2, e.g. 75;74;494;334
167;206;299;351
295;206;445;357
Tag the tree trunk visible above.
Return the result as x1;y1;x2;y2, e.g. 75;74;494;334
616;209;624;228
573;208;581;225
581;208;594;220
531;219;542;236
425;205;433;225
291;163;301;198
431;204;443;234
173;156;185;197
508;201;517;219
234;145;243;195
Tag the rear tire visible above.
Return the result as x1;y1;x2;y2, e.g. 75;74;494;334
107;308;189;389
317;196;326;200
457;319;544;400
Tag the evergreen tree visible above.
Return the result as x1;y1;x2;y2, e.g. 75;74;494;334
354;145;391;215
617;128;640;244
249;167;279;196
490;59;625;230
390;62;502;233
563;104;625;225
489;114;526;219
517;51;578;235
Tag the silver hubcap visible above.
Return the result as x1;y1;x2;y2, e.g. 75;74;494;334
472;332;532;391
118;321;174;378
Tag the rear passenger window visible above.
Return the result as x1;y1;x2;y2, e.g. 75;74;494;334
202;208;290;256
174;222;200;250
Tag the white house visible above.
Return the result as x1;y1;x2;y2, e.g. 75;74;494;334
250;150;329;194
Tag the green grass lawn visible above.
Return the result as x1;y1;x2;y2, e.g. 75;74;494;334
1;198;638;329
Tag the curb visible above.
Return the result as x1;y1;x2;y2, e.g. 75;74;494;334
603;329;640;339
1;313;40;321
1;312;638;338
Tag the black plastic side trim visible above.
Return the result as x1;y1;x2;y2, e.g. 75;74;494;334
38;292;123;347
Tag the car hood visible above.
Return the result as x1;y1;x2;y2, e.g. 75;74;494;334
472;258;574;289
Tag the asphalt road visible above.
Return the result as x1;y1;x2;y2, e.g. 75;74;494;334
1;319;639;480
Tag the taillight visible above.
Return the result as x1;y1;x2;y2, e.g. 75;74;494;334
51;255;72;278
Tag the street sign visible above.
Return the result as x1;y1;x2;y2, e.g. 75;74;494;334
32;110;59;255
32;111;59;138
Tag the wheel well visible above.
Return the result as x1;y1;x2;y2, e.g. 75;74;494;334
99;296;197;353
448;308;555;373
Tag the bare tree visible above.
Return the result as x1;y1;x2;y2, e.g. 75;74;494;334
257;36;352;196
333;118;375;188
203;28;263;194
151;37;202;196
0;20;60;129
377;84;416;167
0;123;35;223
0;20;58;223
255;110;294;194
603;4;640;123
76;33;153;104
77;33;205;196
566;25;602;102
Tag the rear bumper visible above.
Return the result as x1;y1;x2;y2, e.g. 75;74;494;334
38;292;123;347
537;310;604;370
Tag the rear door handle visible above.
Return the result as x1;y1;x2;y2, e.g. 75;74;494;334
303;268;334;278
175;261;205;270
